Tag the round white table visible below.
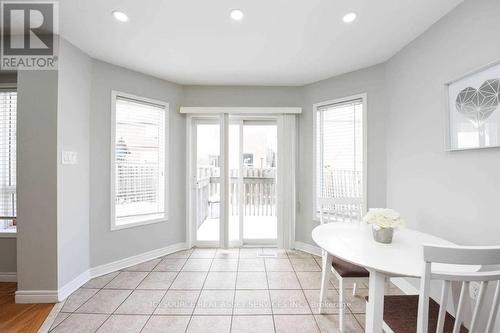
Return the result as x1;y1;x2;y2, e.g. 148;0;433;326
312;222;463;333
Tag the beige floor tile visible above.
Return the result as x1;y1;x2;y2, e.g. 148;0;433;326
154;258;187;271
170;272;207;289
141;315;191;333
303;289;341;314
231;315;275;333
267;272;301;289
238;258;265;272
239;248;262;258
81;272;119;289
314;314;364;333
345;289;368;314
270;290;311;314
154;290;200;315
265;258;293;271
193;289;235;315
61;288;99;313
329;277;368;290
76;289;132;314
233;290;272;315
137;272;177;289
262;248;288;258
210;259;238;271
104;271;148;289
354;314;366;330
164;249;193;258
182;259;212;271
51;313;109;333
274;315;319;333
186;315;231;333
286;250;314;259
122;259;162;272
297;271;334;290
203;271;237;289
115;290;165;315
49;312;70;330
290;259;321;272
190;248;217;258
96;314;149;333
215;248;240;258
236;272;268;289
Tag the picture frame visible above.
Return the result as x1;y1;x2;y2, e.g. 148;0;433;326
445;60;500;151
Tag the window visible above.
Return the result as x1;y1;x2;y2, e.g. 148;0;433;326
0;90;16;234
111;92;168;230
314;95;365;218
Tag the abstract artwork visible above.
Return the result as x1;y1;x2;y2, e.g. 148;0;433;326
447;62;500;150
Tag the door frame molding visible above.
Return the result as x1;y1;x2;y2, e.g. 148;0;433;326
186;111;298;249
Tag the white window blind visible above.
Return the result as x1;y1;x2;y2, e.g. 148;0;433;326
0;90;16;231
113;95;167;227
315;98;363;214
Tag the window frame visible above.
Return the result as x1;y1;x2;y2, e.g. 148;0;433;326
312;93;368;221
0;86;17;238
110;90;169;231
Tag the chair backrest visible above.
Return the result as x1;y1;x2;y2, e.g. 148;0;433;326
317;197;363;224
417;244;500;333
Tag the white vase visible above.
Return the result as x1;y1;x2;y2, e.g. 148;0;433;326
372;225;394;244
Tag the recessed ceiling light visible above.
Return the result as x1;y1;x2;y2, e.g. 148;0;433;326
112;10;129;22
342;12;357;23
230;9;244;21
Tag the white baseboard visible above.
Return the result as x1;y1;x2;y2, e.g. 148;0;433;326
15;290;59;303
293;241;322;256
0;272;16;282
57;270;91;301
88;242;187;278
15;242;188;304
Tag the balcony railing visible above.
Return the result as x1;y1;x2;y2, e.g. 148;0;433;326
195;167;276;227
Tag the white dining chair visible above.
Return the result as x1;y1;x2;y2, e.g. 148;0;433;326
381;244;500;333
317;197;369;332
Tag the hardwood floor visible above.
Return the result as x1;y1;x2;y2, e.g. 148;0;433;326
0;283;54;333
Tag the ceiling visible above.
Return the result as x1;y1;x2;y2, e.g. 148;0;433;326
60;0;463;86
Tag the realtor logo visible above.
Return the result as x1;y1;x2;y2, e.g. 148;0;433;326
1;1;58;70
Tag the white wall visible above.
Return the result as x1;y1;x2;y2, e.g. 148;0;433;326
0;238;16;273
182;85;303;107
385;0;500;246
57;39;92;288
297;64;387;244
89;60;185;267
385;0;500;329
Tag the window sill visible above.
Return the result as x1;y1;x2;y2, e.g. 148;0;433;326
111;214;168;231
0;226;17;238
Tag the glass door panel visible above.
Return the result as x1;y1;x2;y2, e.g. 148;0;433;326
242;123;277;242
195;122;220;242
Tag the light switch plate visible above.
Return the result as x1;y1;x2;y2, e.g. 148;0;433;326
61;151;78;165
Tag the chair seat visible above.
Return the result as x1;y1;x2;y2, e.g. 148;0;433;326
332;256;369;278
377;295;469;333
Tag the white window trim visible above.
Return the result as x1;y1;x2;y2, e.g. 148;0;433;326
110;90;169;231
311;93;368;221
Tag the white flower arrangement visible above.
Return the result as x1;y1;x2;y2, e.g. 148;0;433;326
363;208;404;228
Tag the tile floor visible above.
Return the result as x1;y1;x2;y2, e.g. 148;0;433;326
49;248;402;333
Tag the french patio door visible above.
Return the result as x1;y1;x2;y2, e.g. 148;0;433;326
190;116;278;247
